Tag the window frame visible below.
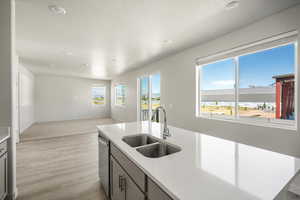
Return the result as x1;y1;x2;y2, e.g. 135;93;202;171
115;84;126;106
91;86;106;106
196;34;298;130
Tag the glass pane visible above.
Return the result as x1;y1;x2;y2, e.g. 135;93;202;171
200;58;236;117
92;87;105;105
116;85;125;105
140;77;149;121
151;74;160;110
239;44;295;121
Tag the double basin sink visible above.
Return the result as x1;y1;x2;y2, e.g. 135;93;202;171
122;134;181;158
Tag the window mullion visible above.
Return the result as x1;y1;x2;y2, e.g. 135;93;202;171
149;76;152;121
235;57;239;119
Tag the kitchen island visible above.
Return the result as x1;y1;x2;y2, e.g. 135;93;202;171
97;121;300;200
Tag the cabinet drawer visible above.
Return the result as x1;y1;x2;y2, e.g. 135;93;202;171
148;178;173;200
111;144;145;192
0;141;7;156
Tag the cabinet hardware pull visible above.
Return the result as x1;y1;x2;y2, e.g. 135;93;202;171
111;160;113;196
120;176;126;192
119;175;123;190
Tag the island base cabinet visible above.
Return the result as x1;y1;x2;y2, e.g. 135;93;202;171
148;178;172;200
110;157;145;200
0;153;7;200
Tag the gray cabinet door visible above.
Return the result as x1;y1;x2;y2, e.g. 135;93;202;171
148;178;173;200
111;157;125;200
0;153;7;200
123;169;144;200
110;157;144;200
111;144;145;191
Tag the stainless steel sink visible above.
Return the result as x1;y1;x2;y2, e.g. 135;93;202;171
136;142;181;158
122;134;159;148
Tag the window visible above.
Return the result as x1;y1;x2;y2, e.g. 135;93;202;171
138;73;161;121
151;74;161;110
140;77;150;120
92;86;106;105
199;58;236;118
115;85;126;106
197;42;297;129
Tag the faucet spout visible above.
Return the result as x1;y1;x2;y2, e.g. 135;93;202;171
151;106;171;139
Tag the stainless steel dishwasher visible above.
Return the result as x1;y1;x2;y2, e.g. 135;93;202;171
98;131;110;198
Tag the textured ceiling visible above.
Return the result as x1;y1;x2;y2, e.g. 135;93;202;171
16;0;300;79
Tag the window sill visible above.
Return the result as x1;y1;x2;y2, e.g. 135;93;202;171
197;114;297;131
93;104;106;107
114;104;126;108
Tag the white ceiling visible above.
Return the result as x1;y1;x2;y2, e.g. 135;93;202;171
16;0;300;80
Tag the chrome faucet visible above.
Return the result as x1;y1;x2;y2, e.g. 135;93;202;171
151;106;171;139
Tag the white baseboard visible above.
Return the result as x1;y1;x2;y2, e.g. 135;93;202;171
20;121;35;135
14;187;18;200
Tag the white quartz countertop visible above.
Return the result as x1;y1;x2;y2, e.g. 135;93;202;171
0;127;10;144
97;122;300;200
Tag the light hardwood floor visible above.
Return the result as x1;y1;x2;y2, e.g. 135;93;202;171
17;118;114;200
21;118;116;142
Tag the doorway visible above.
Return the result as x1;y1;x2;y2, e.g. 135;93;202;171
138;73;161;121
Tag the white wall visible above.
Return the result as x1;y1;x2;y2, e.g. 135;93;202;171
111;5;300;157
0;0;17;199
0;0;12;127
19;64;35;133
35;75;111;122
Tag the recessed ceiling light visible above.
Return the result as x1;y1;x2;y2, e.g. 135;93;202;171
48;5;67;15
81;64;89;68
66;51;73;56
225;1;239;10
162;40;173;46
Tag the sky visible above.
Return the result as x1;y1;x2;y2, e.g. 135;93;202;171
152;74;161;94
141;74;160;95
201;44;295;90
